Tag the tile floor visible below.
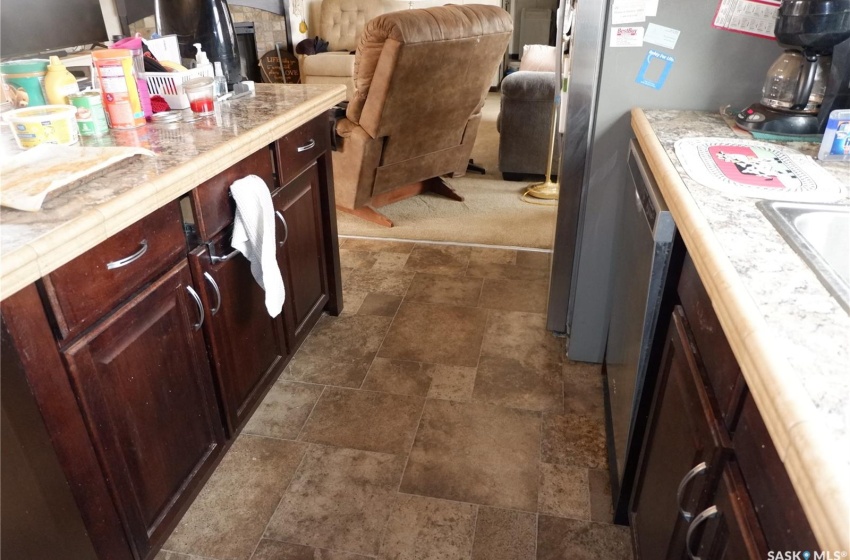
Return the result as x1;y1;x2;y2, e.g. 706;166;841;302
157;239;633;560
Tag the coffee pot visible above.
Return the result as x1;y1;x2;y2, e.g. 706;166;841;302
761;50;831;113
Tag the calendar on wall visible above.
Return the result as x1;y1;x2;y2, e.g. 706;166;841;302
712;0;781;39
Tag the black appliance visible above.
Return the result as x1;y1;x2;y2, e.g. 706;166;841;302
0;0;107;58
736;0;850;135
155;0;243;86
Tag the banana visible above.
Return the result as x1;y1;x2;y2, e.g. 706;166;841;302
160;60;189;72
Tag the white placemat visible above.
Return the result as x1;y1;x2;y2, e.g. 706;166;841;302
674;138;846;203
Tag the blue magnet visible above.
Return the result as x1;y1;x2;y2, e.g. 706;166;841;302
636;49;675;90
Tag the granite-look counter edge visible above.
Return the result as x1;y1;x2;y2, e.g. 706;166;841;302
0;84;347;302
632;108;849;552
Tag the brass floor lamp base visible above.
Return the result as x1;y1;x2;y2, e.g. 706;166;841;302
524;179;560;200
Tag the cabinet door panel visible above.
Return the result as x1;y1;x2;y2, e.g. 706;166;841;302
630;306;728;560
189;241;289;435
691;463;767;560
63;261;223;556
274;162;328;346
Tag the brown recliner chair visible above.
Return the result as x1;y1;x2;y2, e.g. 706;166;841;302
332;4;513;227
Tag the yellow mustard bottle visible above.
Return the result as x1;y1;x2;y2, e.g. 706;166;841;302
44;56;80;105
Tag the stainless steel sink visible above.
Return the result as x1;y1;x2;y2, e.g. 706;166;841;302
758;201;850;313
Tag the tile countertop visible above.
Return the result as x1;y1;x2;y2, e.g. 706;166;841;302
632;109;849;552
0;83;347;302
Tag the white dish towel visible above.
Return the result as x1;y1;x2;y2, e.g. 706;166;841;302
230;175;285;317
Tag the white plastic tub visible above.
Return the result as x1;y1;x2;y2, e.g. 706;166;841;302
4;105;79;149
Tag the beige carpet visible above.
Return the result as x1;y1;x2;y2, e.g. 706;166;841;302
336;93;557;250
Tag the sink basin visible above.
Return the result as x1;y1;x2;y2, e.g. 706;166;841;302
758;201;850;313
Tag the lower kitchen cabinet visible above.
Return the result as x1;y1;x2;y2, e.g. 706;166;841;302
273;162;329;347
189;236;290;435
631;306;729;560
61;260;224;558
630;253;815;559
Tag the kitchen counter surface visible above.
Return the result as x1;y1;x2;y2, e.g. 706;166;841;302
0;83;347;302
632;109;849;552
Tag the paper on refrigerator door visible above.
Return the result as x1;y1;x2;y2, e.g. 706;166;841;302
644;0;659;17
611;0;646;24
712;0;780;39
610;27;645;48
644;23;681;49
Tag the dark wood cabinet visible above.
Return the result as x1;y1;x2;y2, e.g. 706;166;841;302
61;261;224;558
631;306;730;560
273;162;329;346
189;236;289;435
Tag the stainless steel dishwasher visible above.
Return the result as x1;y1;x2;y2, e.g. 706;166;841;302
604;139;678;522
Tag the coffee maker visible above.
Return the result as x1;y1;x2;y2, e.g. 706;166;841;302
736;0;850;135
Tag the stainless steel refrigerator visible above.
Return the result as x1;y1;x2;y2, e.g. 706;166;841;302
545;0;781;522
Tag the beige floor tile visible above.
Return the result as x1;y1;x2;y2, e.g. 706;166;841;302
340;249;378;270
427;365;478;402
588;469;615;524
469;247;517;265
299;388;424;455
470;507;536;560
540;413;608;470
536;516;633;560
164;435;307;560
404;245;471;276
515;251;551;270
400;399;541;512
473;355;563;413
285;315;393;387
563;371;605;421
357;293;403;317
538;463;590;520
361;358;434;397
250;539;370;559
378;495;477;560
378;302;489;367
153;552;207;560
373;252;410;270
243;382;325;440
342;239;415;254
344;268;417;297
465;262;548;282
478;277;548;314
264;446;405;557
405;273;484;306
339;289;367;316
481;310;563;373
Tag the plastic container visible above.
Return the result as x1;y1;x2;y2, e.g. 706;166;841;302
91;49;145;129
818;109;850;161
0;59;49;108
111;38;153;118
44;56;80;105
142;65;214;110
183;76;215;116
4;105;79;149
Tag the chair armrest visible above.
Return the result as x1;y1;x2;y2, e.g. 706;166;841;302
501;71;558;102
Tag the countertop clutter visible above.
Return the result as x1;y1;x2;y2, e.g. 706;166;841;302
0;83;347;302
632;108;850;552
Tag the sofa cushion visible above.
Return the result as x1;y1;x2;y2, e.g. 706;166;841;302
519;44;557;72
300;51;356;77
320;0;390;52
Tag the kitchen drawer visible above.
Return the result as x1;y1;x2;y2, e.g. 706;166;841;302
733;391;817;552
188;145;276;241
42;202;186;341
678;253;742;426
274;115;330;187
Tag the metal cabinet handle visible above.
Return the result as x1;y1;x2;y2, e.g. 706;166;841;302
677;462;708;521
106;240;148;270
296;139;316;153
203;272;221;316
275;211;288;247
686;505;719;560
206;240;240;264
186;286;204;330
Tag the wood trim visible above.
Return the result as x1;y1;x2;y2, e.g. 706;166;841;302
0;285;135;560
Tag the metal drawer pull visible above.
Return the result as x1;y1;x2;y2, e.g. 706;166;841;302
677;462;708;521
186;286;204;331
276;211;289;246
296;139;316;152
686;505;719;560
206;241;240;264
203;272;221;316
106;240;148;270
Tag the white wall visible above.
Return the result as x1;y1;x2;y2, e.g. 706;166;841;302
99;0;123;39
